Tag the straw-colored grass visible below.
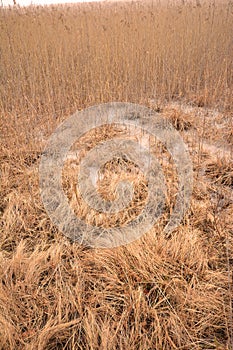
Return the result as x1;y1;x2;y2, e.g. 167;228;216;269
0;1;232;349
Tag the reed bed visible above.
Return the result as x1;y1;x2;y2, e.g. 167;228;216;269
0;1;232;349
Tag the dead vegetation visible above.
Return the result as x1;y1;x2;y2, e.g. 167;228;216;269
0;1;233;349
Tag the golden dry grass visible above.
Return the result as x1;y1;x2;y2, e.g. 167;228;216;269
0;1;233;349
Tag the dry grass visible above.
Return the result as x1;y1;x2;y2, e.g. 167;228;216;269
0;1;233;349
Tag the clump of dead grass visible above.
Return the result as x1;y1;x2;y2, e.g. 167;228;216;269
1;101;232;348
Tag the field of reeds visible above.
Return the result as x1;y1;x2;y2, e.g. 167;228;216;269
0;1;233;349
